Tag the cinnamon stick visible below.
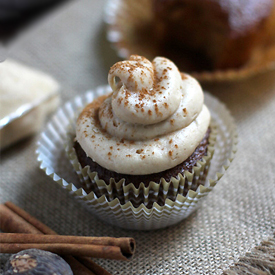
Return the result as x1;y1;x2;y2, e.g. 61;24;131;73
0;202;112;275
4;202;114;274
0;243;128;260
76;257;112;275
0;204;41;234
4;201;56;235
0;233;135;260
65;256;97;275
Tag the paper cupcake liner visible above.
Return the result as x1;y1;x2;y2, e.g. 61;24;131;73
36;86;237;230
104;0;275;84
65;119;217;208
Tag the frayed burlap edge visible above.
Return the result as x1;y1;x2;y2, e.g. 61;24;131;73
223;232;275;275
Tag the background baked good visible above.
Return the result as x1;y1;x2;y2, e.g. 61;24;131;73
153;0;275;70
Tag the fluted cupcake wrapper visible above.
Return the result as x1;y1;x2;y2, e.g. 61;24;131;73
65;121;217;208
36;86;237;230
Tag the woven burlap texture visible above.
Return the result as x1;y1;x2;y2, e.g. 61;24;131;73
1;0;275;274
223;232;275;274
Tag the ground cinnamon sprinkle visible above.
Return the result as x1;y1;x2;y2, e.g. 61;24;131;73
154;104;159;114
181;73;187;80
78;94;108;122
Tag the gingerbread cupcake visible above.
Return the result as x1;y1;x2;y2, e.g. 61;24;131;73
66;55;216;208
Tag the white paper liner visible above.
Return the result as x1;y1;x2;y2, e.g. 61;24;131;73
36;86;237;230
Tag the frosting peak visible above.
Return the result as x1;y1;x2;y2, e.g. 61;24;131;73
100;56;204;141
76;56;210;175
107;55;182;125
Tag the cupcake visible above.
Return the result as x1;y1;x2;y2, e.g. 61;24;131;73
104;0;275;83
67;55;216;208
153;0;275;70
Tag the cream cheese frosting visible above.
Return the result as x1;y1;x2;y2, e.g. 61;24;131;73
76;55;210;175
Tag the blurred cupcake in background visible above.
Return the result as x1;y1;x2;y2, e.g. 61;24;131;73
153;0;275;70
105;0;275;83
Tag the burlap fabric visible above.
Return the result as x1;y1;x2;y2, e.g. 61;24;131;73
1;0;275;274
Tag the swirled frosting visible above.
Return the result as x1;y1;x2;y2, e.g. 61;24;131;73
76;55;210;175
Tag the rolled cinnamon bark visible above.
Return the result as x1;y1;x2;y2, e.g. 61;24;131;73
0;233;135;260
0;243;129;260
4;201;56;235
76;257;113;275
0;204;41;234
0;202;112;275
